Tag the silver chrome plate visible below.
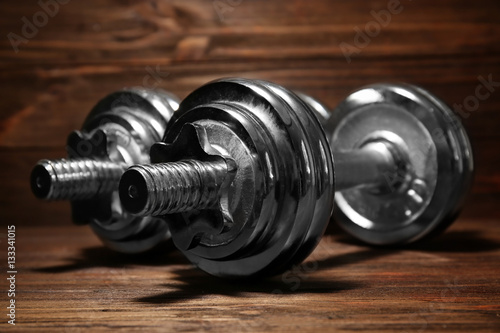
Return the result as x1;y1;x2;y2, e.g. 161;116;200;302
326;83;474;245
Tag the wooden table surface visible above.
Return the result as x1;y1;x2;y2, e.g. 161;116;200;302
1;0;499;331
6;220;500;332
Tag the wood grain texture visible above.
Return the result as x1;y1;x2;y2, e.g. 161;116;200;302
1;1;500;229
4;221;500;332
0;1;499;330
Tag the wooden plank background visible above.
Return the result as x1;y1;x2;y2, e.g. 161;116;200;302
0;0;499;331
0;0;499;226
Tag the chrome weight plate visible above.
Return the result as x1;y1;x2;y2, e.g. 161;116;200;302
326;84;474;245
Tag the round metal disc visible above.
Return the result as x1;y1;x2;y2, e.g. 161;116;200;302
84;89;179;253
159;78;334;277
326;83;473;245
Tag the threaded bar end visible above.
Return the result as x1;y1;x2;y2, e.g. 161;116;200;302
119;160;229;216
31;158;126;200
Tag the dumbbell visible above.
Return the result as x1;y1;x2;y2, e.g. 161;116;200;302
118;78;473;277
30;88;179;253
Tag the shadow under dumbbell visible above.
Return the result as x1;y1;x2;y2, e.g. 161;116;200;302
333;230;500;253
34;225;499;306
33;240;184;273
131;227;500;304
406;230;500;253
134;268;361;305
35;228;498;276
314;248;395;271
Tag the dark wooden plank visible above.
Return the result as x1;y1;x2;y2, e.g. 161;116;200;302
6;220;500;331
1;0;500;66
1;56;500;147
